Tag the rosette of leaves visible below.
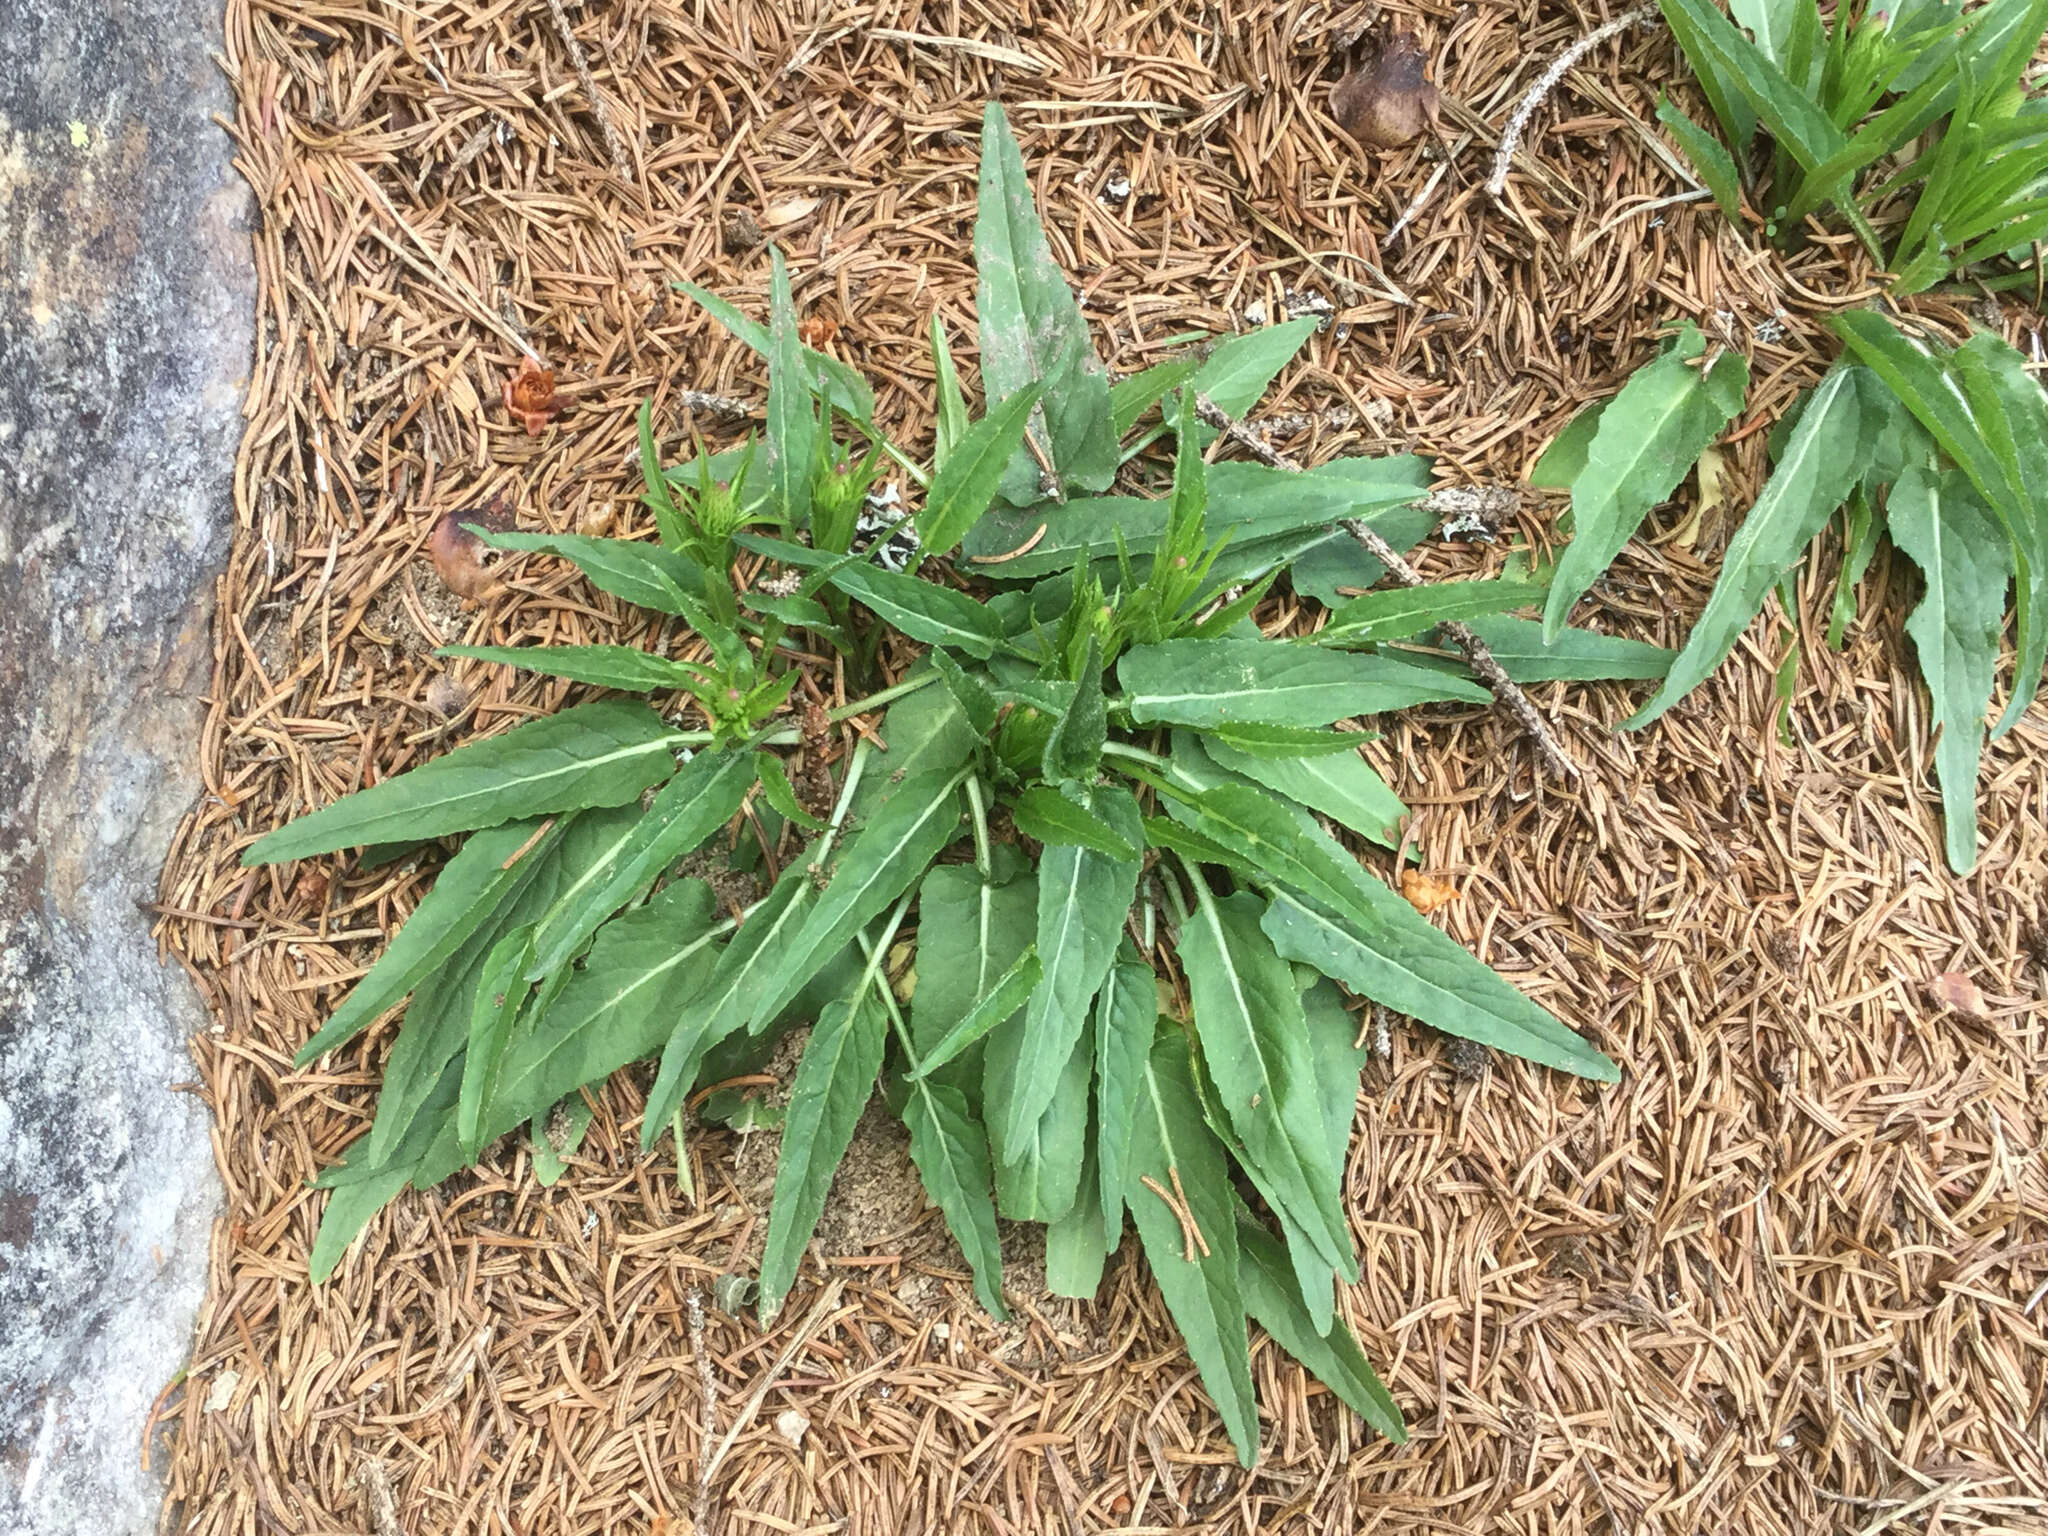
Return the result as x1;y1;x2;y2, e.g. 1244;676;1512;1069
250;104;1634;1465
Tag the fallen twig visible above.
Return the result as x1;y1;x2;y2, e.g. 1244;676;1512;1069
1488;5;1659;200
542;0;635;183
688;1288;717;1536
1193;395;1580;779
703;1280;845;1483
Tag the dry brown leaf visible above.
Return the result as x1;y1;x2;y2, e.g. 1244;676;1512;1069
1330;31;1440;150
1400;869;1460;914
428;500;510;601
798;316;840;348
1673;443;1735;550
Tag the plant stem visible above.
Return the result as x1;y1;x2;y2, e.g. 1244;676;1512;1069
853;919;922;1064
826;669;937;723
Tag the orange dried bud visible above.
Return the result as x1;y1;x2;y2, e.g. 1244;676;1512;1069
1399;868;1460;915
798;316;840;348
502;355;561;435
1331;31;1440;150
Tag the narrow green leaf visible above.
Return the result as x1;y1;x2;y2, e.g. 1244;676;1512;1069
767;248;818;531
1656;95;1744;221
1826;489;1880;649
439;643;697;693
903;1079;1010;1317
930;313;970;465
309;1141;428;1284
993;783;1142;1148
1626;366;1880;729
1207;737;1406;849
1125;1034;1259;1466
1235;1214;1405;1443
472;528;706;616
1092;944;1153;1252
1888;465;2013;874
1288;500;1437;607
1164;781;1384;948
1441;615;1677;682
1663;0;1845;173
531;1096;594;1185
1111;358;1200;437
911;859;1038;1079
917;383;1047;554
1205;723;1377;758
526;747;753;979
975;102;1117;502
849;674;978;820
294;818;543;1066
1262;888;1619;1082
458;924;535;1155
1317;579;1545;648
755;751;830;833
674;278;877;424
1042;637;1107;780
1119;639;1487;728
1165;319;1320;434
1544;326;1748;640
928;649;1002;735
1009;783;1139;859
752;769;963;1035
826;563;1002;658
1179;886;1353;1276
245;699;679;864
988;1012;1094;1222
1045;1146;1109;1298
907;947;1043;1081
759;986;889;1322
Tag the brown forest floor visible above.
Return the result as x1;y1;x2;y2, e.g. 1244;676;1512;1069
152;1;2048;1532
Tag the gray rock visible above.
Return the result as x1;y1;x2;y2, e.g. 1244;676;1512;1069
1;0;249;1530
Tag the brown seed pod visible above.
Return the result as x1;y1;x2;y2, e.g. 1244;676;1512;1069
1331;30;1440;150
428;497;512;602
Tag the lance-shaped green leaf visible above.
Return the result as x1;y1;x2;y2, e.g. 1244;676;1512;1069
1948;333;2048;733
758;986;889;1322
988;1013;1093;1221
1316;579;1545;648
471;527;706;616
1626;365;1880;730
1204;723;1376;758
1111;358;1199;437
1119;639;1486;728
767;247;817;531
1262;887;1618;1081
993;783;1142;1147
245;699;679;864
911;857;1037;1082
475;881;723;1168
439;643;699;693
1277;978;1371;1334
1093;943;1154;1252
1662;0;1844;174
917;383;1046;554
1009;783;1137;859
1178;886;1353;1277
930;314;970;464
1125;1034;1259;1466
963;459;1430;578
1162;319;1320;437
1206;738;1406;850
458;923;535;1156
1541;327;1748;640
754;751;830;833
903;1078;1010;1318
1159;781;1384;947
294;818;546;1066
1045;1145;1109;1299
1655;96;1743;222
849;671;978;820
1042;637;1106;780
906;946;1042;1081
1288;501;1437;608
360;816;573;1164
1446;616;1677;683
825;562;1004;658
975;102;1116;503
1235;1214;1404;1443
309;1077;444;1285
674;278;877;424
643;867;813;1143
526;747;755;979
747;769;964;1033
1888;465;2012;874
928;650;1001;735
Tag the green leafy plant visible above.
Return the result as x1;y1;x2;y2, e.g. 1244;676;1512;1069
250;104;1652;1465
1537;310;2047;873
1657;0;2048;292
